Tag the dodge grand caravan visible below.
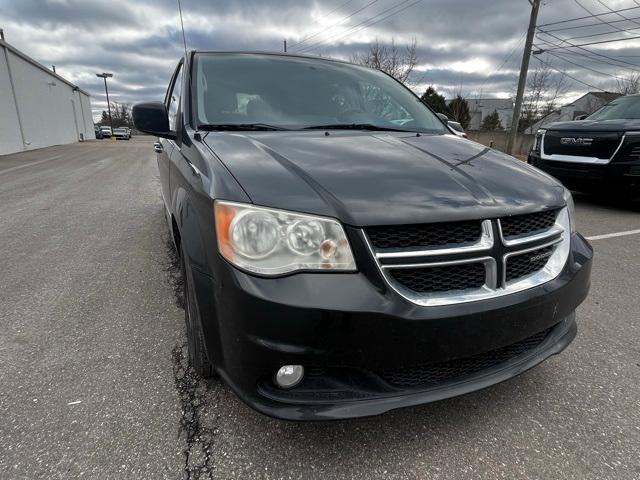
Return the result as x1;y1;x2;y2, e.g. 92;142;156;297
133;52;593;420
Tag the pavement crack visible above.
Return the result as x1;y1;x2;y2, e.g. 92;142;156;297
172;343;216;480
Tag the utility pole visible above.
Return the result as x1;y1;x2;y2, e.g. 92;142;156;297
283;39;287;52
506;0;541;155
96;72;114;131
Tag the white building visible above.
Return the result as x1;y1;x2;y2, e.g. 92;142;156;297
446;97;514;131
0;37;95;156
526;91;621;133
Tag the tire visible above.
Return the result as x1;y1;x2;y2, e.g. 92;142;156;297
180;243;215;378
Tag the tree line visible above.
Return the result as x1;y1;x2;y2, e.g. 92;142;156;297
353;38;640;133
96;102;134;129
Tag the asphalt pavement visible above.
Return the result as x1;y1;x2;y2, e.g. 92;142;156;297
0;137;638;479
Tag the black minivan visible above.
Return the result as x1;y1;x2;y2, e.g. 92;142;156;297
133;52;592;420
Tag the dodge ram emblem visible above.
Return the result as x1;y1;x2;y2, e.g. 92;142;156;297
560;137;593;145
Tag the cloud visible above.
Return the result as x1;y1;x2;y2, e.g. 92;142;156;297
1;0;638;120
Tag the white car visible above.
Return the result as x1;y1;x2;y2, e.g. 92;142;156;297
100;126;112;138
113;127;131;140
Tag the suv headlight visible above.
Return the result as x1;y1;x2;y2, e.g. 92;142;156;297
214;201;356;275
563;188;576;233
532;129;546;153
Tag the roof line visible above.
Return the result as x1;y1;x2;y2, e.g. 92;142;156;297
0;39;91;96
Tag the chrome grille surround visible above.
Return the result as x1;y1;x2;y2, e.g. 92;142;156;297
364;208;571;307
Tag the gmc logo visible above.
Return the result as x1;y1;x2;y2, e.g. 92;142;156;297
560;137;593;146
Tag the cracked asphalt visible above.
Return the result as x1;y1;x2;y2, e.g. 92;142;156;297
1;137;639;479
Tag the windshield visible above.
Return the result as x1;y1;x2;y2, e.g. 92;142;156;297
587;96;640;120
194;53;446;133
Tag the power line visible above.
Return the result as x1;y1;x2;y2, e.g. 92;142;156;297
475;33;527;95
542;13;640;33
562;24;640;41
295;0;412;53
532;55;605;90
535;40;640;70
573;0;622;32
535;30;640;70
596;0;640;28
538;5;640;27
541;49;627;81
536;33;640;51
289;0;379;49
296;0;421;54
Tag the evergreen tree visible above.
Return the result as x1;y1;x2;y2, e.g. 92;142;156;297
420;86;449;115
448;95;471;129
99;110;109;126
480;110;503;131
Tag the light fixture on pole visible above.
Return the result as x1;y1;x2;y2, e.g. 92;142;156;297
96;72;114;131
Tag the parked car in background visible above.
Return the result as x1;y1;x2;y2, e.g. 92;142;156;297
100;126;112;138
133;51;592;421
529;94;640;199
447;120;467;138
113;127;131;140
436;113;467;138
94;125;103;139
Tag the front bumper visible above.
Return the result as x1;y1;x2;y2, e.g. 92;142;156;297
195;233;592;420
529;153;640;192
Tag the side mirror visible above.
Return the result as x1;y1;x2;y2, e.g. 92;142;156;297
575;114;587;121
153;142;163;153
132;102;176;139
436;113;450;122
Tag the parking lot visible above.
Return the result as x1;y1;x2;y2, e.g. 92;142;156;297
0;137;638;479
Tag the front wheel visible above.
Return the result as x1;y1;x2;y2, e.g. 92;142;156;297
180;244;215;378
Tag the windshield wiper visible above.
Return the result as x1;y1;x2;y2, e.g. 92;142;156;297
198;123;288;131
303;123;414;132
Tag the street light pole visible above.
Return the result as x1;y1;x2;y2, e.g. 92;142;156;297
96;72;114;131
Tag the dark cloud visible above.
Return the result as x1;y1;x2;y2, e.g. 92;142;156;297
1;0;638;119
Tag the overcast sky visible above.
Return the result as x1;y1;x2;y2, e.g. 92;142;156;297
2;0;640;120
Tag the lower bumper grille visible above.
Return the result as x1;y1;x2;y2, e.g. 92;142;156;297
379;328;551;388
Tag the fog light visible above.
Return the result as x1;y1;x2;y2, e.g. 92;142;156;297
275;365;304;389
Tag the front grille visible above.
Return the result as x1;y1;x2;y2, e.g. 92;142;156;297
379;328;551;388
500;209;558;239
506;245;555;282
366;220;482;249
389;263;486;293
543;130;621;159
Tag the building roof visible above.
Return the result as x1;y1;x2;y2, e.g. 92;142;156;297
0;38;91;97
589;91;622;102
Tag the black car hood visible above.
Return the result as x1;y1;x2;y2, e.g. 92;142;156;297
547;118;640;132
204;131;563;226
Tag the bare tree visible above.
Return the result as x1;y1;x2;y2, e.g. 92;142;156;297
614;72;640;95
352;38;418;84
520;60;569;131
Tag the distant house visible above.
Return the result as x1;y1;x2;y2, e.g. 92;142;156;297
526;91;622;133
446;97;514;131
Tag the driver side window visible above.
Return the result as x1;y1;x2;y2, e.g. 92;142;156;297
167;63;183;131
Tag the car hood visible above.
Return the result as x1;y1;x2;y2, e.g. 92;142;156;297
204;131;564;226
547;118;640;132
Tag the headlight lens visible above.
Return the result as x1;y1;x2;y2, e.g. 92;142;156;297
214;201;356;275
563;188;576;233
533;129;546;152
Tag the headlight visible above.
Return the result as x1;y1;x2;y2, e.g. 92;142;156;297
532;129;546;152
214;200;356;275
563;188;576;233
